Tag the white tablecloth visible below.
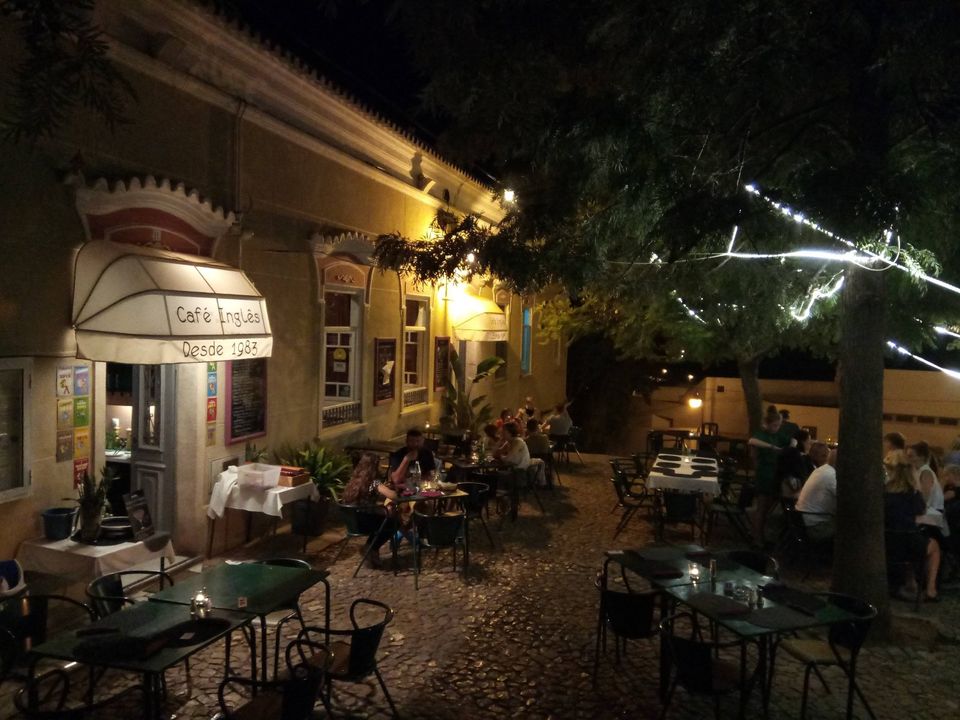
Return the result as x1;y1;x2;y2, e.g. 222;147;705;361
646;454;721;496
16;536;175;581
207;472;319;520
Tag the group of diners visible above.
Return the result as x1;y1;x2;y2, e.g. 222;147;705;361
748;404;956;602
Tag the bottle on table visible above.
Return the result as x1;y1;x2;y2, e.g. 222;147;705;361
410;461;422;491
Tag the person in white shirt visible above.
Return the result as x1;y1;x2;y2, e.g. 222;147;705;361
543;403;572;436
495;422;531;469
796;448;838;540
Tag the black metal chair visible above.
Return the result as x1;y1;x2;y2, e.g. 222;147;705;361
84;570;173;618
414;511;466;586
217;636;331;720
255;558;312;679
705;477;754;545
593;558;660;684
658;612;751;720
298;598;398;718
456;481;496;549
519;464;546;514
332;503;397;578
770;593;877;720
657;491;704;542
781;506;834;578
609;463;649;538
530;451;561;487
12;667;145;719
723;549;780;579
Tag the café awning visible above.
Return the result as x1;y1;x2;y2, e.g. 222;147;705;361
450;293;508;342
72;240;272;364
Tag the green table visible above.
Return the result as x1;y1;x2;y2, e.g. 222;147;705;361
148;563;330;682
25;601;250;719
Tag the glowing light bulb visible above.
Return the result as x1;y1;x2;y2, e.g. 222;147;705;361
503;189;516;203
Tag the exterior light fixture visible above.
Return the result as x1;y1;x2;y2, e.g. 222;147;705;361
687;374;694;381
503;189;516;203
661;368;668;375
687;396;703;409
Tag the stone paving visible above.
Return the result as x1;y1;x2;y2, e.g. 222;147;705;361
3;454;958;718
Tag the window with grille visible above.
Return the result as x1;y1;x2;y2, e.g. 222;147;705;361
323;291;360;405
403;298;428;405
521;306;533;374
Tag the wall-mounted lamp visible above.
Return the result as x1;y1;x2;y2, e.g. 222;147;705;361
687;395;703;409
503;189;516;204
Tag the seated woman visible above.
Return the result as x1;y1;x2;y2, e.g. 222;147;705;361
885;450;939;601
340;453;401;569
480;423;501;459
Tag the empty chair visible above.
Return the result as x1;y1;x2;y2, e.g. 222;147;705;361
298;599;399;718
217;636;330;720
255;558;312;679
659;612;751;720
414;511;466;587
609;462;649;538
456;482;496;549
85;570;173;618
705;477;754;545
593;558;660;684
770;593;877;720
657;491;703;542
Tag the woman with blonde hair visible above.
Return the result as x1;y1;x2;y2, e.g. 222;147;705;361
885;450;940;601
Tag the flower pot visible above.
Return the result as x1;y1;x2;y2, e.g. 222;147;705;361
291;497;329;536
78;506;103;543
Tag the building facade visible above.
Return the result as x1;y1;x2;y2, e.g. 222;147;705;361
0;1;567;558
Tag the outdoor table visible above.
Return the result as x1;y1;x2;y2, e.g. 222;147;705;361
25;599;251;720
16;533;175;583
606;545;860;718
646;453;721;497
206;476;320;555
148;562;330;683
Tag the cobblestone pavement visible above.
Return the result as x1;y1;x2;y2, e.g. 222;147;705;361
3;454;958;719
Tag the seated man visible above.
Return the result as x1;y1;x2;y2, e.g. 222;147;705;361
388;428;436;487
543;403;572;437
795;448;838;540
524;418;552;456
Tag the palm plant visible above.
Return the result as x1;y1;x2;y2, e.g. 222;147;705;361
274;441;352;499
440;349;505;435
71;466;114;542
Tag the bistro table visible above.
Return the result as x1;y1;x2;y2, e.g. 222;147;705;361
25;600;251;719
646;453;721;497
148;561;330;683
606;544;862;718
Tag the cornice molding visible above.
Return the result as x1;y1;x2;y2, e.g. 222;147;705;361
96;0;503;223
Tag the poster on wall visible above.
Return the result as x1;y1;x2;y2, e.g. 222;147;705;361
73;457;90;487
225;358;267;444
56;431;73;462
73;397;90;427
73;428;90;459
57;399;73;430
56;367;73;396
374;338;396;405
73;366;89;396
434;336;451;391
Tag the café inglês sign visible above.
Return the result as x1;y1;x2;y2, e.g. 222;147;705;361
73;241;273;365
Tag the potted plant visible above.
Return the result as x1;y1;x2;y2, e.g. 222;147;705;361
440;349;505;440
274;441;352;535
69;466;114;543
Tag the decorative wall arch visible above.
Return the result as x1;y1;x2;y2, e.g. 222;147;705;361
72;174;236;256
311;230;376;304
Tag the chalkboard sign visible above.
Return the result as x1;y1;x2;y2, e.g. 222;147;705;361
434;336;451;390
226;358;268;443
373;338;396;405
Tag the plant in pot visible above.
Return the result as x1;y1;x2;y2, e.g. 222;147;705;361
68;466;115;543
440;349;505;448
274;441;352;535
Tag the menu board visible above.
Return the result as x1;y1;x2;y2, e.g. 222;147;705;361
434;336;451;390
374;338;396;405
226;358;267;443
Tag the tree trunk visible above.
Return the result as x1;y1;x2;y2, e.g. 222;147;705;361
833;265;889;634
737;357;763;434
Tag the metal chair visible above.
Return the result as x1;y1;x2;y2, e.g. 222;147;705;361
770;593;877;720
884;530;926;611
413;511;466;586
85;570;173;618
609;463;649;538
658;612;751;720
656;491;704;542
530;451;561;487
456;481;496;549
781;506;834;578
705;478;755;545
298;598;399;718
12;667;145;719
332;503;397;578
255;558;312;679
593;558;660;684
217;636;331;720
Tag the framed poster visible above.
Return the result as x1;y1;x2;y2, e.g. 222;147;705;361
434;336;451;390
374;338;396;405
225;358;268;444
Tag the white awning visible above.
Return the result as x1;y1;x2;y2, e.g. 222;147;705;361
73;240;272;364
450;293;508;342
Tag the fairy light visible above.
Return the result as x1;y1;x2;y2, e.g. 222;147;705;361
675;295;707;324
934;326;960;340
886;340;960;381
790;273;845;321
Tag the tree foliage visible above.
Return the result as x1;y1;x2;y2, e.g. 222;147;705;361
1;0;135;143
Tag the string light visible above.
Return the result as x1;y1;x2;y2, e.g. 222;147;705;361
674;294;708;324
790;273;845;321
886;340;960;381
934;326;960;340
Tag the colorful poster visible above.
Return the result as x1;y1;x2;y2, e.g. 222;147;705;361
207;371;218;398
73;427;90;458
73;365;90;396
206;398;218;422
73;457;90;487
206;422;217;447
56;430;74;462
207;362;217;373
57;398;74;429
73;397;90;427
56;367;74;396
